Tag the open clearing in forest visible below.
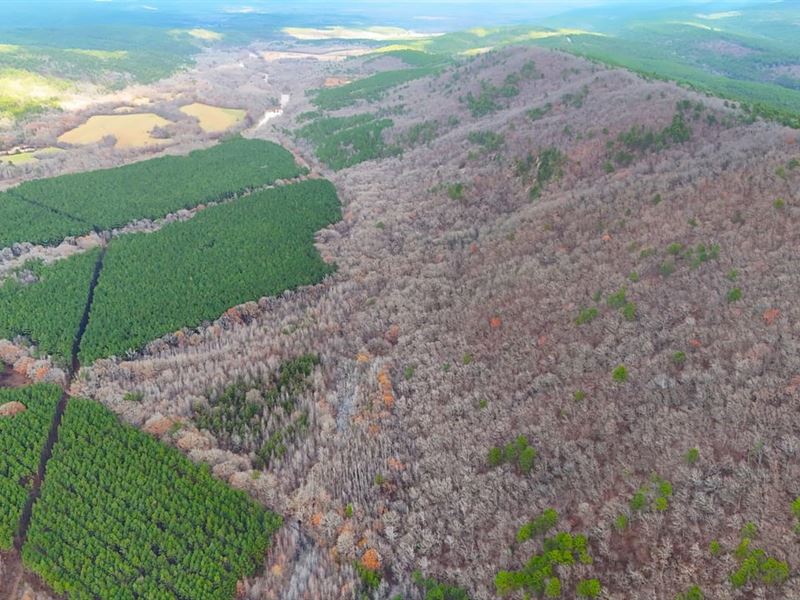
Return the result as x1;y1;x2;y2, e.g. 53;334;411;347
0;152;37;165
282;26;437;41
170;28;223;41
58;113;172;148
0;147;63;166
262;48;371;62
180;102;246;133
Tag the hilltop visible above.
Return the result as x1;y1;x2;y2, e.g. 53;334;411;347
66;43;800;600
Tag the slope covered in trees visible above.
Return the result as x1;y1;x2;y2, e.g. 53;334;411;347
311;67;440;110
296;113;401;170
80;44;800;599
22;398;281;598
80;179;341;362
0;384;61;550
0;137;303;248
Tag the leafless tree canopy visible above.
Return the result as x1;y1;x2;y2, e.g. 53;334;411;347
4;43;800;599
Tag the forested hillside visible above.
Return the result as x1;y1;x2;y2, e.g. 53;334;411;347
4;6;800;597
78;44;800;600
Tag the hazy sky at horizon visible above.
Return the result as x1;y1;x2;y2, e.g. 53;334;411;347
0;0;751;31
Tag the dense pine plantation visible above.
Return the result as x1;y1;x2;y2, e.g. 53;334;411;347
0;137;303;247
310;67;440;110
22;398;281;599
0;192;88;249
79;179;340;362
0;248;100;364
0;384;61;549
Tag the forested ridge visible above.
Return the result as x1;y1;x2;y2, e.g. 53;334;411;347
72;43;800;600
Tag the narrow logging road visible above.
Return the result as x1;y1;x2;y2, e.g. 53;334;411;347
13;245;106;552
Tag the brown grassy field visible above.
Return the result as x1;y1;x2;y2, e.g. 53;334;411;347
179;102;246;133
58;113;172;148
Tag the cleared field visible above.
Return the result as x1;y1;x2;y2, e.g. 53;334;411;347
262;49;370;62
0;152;37;165
0;147;63;166
175;28;223;41
80;179;341;362
180;102;246;133
282;26;435;41
23;398;281;598
0;384;61;550
0;137;302;248
57;113;172;148
0;249;100;365
65;49;129;60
